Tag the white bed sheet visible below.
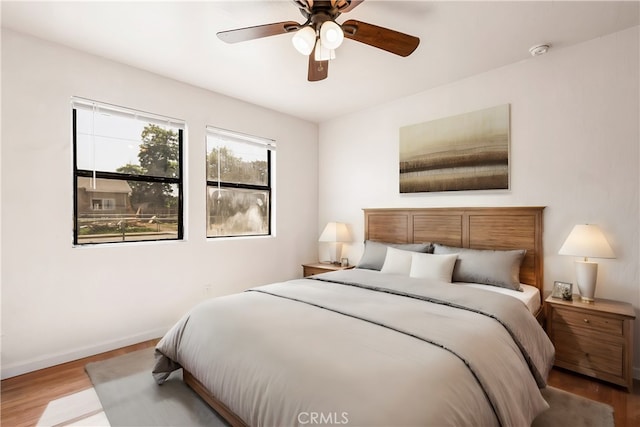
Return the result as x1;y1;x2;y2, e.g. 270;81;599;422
456;282;541;314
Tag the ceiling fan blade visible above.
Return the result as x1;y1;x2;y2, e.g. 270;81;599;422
342;19;419;57
308;45;328;81
336;0;364;13
294;0;312;14
217;21;301;44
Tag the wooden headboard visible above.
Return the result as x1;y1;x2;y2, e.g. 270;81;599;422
363;206;545;297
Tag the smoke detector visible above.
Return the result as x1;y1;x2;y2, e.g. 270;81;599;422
529;44;550;56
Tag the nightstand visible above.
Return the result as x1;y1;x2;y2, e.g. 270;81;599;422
302;263;354;277
545;294;635;391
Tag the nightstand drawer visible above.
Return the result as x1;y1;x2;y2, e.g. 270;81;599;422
302;263;354;277
304;266;331;277
554;330;624;377
545;295;635;391
552;307;623;336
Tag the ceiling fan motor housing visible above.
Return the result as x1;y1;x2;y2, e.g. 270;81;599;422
296;0;347;22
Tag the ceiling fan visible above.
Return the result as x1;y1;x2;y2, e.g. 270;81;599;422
217;0;420;82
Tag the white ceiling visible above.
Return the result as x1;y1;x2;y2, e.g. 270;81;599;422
2;1;638;123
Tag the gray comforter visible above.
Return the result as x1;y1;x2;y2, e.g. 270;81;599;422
154;269;555;426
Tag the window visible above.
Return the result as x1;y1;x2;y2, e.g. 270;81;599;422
206;126;275;237
73;98;184;245
91;198;116;211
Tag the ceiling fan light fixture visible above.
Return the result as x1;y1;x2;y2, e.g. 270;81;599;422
292;26;317;55
319;20;344;50
314;39;336;61
219;0;420;81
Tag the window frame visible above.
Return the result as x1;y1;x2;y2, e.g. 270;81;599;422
72;99;185;246
206;126;275;239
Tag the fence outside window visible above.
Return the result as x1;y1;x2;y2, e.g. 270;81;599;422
72;98;184;245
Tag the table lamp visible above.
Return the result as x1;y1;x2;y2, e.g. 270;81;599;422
558;224;615;302
319;222;351;264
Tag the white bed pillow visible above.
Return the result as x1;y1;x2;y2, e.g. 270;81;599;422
409;252;458;282
380;247;414;275
357;240;432;271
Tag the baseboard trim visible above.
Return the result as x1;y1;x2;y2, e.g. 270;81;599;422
1;327;168;380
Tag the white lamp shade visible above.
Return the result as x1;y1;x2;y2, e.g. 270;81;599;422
319;20;344;50
558;224;615;259
319;222;350;243
292;26;316;56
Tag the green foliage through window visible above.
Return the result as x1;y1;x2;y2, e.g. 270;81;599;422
73;99;184;245
206;127;275;238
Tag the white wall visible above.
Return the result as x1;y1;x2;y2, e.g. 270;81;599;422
318;27;640;375
0;29;319;378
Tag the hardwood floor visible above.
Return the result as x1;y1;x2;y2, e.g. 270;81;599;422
1;339;638;427
0;339;158;427
546;368;640;427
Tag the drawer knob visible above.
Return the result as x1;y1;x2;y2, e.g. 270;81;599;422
583;318;589;323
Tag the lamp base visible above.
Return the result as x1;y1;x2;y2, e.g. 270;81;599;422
575;260;598;302
327;242;343;264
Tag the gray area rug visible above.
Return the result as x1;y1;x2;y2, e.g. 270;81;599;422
86;347;614;427
534;387;613;427
86;348;228;426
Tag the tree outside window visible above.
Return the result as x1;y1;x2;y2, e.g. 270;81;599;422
206;127;274;238
73;99;184;245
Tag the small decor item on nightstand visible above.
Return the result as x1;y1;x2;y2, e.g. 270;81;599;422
340;257;349;267
552;281;573;300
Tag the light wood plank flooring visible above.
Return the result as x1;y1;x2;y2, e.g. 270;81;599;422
546;368;640;427
1;339;158;427
1;339;638;427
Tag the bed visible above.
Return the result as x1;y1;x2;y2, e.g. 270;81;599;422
153;206;554;426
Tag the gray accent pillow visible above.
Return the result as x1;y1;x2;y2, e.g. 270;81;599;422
432;244;526;291
357;240;433;271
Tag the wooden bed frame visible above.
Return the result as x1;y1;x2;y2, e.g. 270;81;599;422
364;206;545;298
185;206;545;427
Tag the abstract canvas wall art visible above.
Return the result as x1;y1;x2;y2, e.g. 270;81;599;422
399;104;510;193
